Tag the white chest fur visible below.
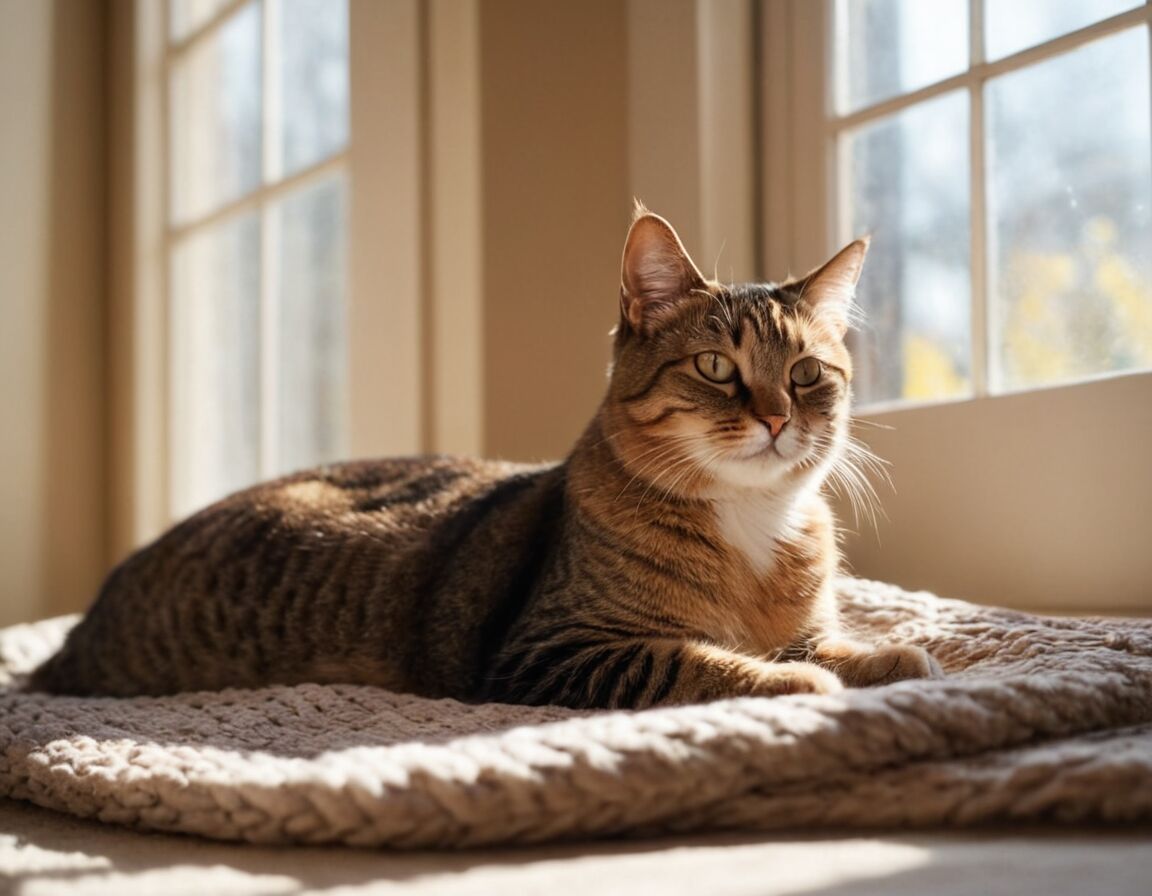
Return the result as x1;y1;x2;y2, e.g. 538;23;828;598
711;486;809;577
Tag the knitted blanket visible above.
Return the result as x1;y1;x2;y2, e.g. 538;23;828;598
1;578;1150;848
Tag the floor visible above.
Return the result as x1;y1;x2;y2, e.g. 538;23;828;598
2;799;1151;896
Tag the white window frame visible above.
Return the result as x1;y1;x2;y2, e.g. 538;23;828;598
166;0;353;517
759;0;1152;613
110;0;433;553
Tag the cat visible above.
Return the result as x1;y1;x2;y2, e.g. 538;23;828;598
29;207;941;708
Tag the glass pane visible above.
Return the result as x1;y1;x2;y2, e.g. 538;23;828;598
275;0;350;176
986;0;1140;61
835;0;968;114
169;0;236;42
988;29;1152;392
170;214;262;519
170;2;262;224
842;91;971;405
271;175;348;475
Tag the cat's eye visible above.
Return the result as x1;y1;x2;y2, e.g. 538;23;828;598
790;357;822;387
694;351;737;384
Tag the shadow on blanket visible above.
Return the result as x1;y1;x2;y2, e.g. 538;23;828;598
1;578;1150;848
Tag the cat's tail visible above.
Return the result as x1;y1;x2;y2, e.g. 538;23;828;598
25;563;146;696
25;642;93;695
24;612;115;696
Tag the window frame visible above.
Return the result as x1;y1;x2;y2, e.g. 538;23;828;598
759;0;1152;612
764;0;1152;413
112;0;428;551
164;0;352;517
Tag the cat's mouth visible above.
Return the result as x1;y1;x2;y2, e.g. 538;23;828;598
731;426;822;471
742;429;793;461
721;437;796;474
747;440;785;460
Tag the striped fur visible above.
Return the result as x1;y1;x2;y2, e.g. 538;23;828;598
29;212;941;706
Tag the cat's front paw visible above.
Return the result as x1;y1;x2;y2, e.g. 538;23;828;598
754;661;845;697
859;644;943;686
812;639;943;688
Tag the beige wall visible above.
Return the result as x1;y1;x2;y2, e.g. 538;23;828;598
478;0;631;460
0;0;107;626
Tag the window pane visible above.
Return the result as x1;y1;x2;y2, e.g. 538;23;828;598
842;91;971;405
169;0;236;42
835;0;968;114
170;2;262;224
276;0;349;176
986;0;1140;61
170;214;262;519
271;175;348;475
988;29;1152;392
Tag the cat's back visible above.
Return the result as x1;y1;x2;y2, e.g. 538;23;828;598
30;455;566;699
202;454;547;548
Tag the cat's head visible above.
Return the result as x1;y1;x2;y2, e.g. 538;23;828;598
604;208;866;497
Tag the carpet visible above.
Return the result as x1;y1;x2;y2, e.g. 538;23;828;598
1;578;1150;848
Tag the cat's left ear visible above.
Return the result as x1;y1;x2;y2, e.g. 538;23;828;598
620;212;706;335
790;238;869;339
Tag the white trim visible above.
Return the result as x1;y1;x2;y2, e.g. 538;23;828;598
124;0;170;546
968;0;988;399
850;366;1152;418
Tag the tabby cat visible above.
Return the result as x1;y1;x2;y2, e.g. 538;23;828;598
30;208;941;708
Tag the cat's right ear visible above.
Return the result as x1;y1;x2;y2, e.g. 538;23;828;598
620;211;706;336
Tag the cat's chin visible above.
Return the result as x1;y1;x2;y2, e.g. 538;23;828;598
703;450;802;492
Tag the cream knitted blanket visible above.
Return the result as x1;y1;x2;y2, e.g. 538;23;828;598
1;578;1150;848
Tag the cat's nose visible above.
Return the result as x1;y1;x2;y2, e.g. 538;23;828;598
760;415;790;439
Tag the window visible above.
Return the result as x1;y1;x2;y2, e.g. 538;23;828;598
831;0;1152;407
117;0;424;549
164;0;349;518
760;0;1152;611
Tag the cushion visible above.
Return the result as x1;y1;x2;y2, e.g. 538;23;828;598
1;578;1149;848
